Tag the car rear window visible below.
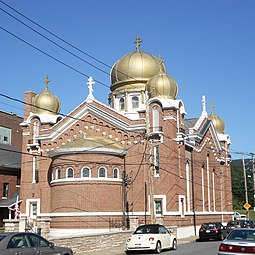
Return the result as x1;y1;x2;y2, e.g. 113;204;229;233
202;223;215;229
134;225;159;234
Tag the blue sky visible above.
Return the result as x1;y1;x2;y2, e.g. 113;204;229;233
0;0;254;160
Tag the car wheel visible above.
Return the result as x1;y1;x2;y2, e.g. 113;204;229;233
155;241;161;254
171;239;177;250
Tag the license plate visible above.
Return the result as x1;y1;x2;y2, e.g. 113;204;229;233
206;230;210;233
135;243;141;246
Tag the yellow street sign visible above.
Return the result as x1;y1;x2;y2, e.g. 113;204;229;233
243;202;251;210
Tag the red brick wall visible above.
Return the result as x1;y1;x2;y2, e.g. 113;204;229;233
0;110;23;149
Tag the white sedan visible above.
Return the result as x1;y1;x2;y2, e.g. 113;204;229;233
218;228;255;254
126;224;177;254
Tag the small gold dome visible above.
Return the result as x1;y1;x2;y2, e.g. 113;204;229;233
208;105;225;134
146;69;178;99
110;36;166;91
33;75;61;115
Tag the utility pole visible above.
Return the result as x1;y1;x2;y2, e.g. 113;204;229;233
148;140;155;224
242;154;249;204
145;94;155;224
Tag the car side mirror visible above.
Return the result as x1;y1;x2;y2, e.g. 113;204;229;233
49;242;55;248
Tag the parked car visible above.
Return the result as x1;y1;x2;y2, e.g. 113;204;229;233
233;212;247;220
198;222;226;241
0;232;73;255
226;220;255;234
218;228;255;254
126;224;177;254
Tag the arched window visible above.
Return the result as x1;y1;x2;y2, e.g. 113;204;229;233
119;98;125;111
81;167;90;178
132;96;139;109
152;107;160;132
55;168;61;180
66;167;74;178
98;167;107;178
113;168;119;178
33;120;40;143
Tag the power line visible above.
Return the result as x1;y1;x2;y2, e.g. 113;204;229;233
0;26;109;88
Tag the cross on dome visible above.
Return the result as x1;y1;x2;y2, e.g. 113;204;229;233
209;103;215;115
44;75;50;90
135;36;142;51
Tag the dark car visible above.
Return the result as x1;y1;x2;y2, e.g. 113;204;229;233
226;220;255;234
199;222;226;241
0;232;73;255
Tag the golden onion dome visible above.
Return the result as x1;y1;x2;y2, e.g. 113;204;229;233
146;67;178;99
110;36;166;91
208;105;225;134
33;75;61;115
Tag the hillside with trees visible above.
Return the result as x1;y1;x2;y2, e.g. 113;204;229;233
231;159;254;210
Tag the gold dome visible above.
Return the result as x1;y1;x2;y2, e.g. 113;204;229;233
33;75;61;115
146;68;178;99
208;105;225;134
110;36;166;92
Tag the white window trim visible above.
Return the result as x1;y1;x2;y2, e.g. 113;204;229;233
154;145;160;177
66;167;74;178
152;195;166;217
55;168;61;180
32;156;38;183
81;167;91;178
113;168;120;179
178;195;186;217
186;161;191;212
26;199;40;219
201;167;205;212
98;167;107;178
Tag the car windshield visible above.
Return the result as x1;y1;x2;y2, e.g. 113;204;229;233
227;230;255;241
134;225;159;234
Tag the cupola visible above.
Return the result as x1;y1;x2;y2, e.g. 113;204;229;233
146;63;178;99
33;75;61;115
208;104;225;134
110;36;166;93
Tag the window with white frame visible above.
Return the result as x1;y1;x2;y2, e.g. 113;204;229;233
0;126;11;144
154;145;160;176
2;183;9;198
98;167;107;178
81;167;90;178
66;167;74;178
29;202;38;219
113;168;119;178
32;156;39;183
33;120;40;144
152;107;160;132
55;168;61;179
132;96;139;109
155;199;163;215
119;98;125;111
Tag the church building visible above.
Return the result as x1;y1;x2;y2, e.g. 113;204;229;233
19;37;232;237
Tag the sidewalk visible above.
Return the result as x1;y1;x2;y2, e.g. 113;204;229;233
76;236;198;255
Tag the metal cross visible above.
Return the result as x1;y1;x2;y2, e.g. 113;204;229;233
87;76;95;96
135;36;142;51
44;75;50;90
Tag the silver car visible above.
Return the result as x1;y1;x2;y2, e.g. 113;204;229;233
218;228;255;255
0;232;73;255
